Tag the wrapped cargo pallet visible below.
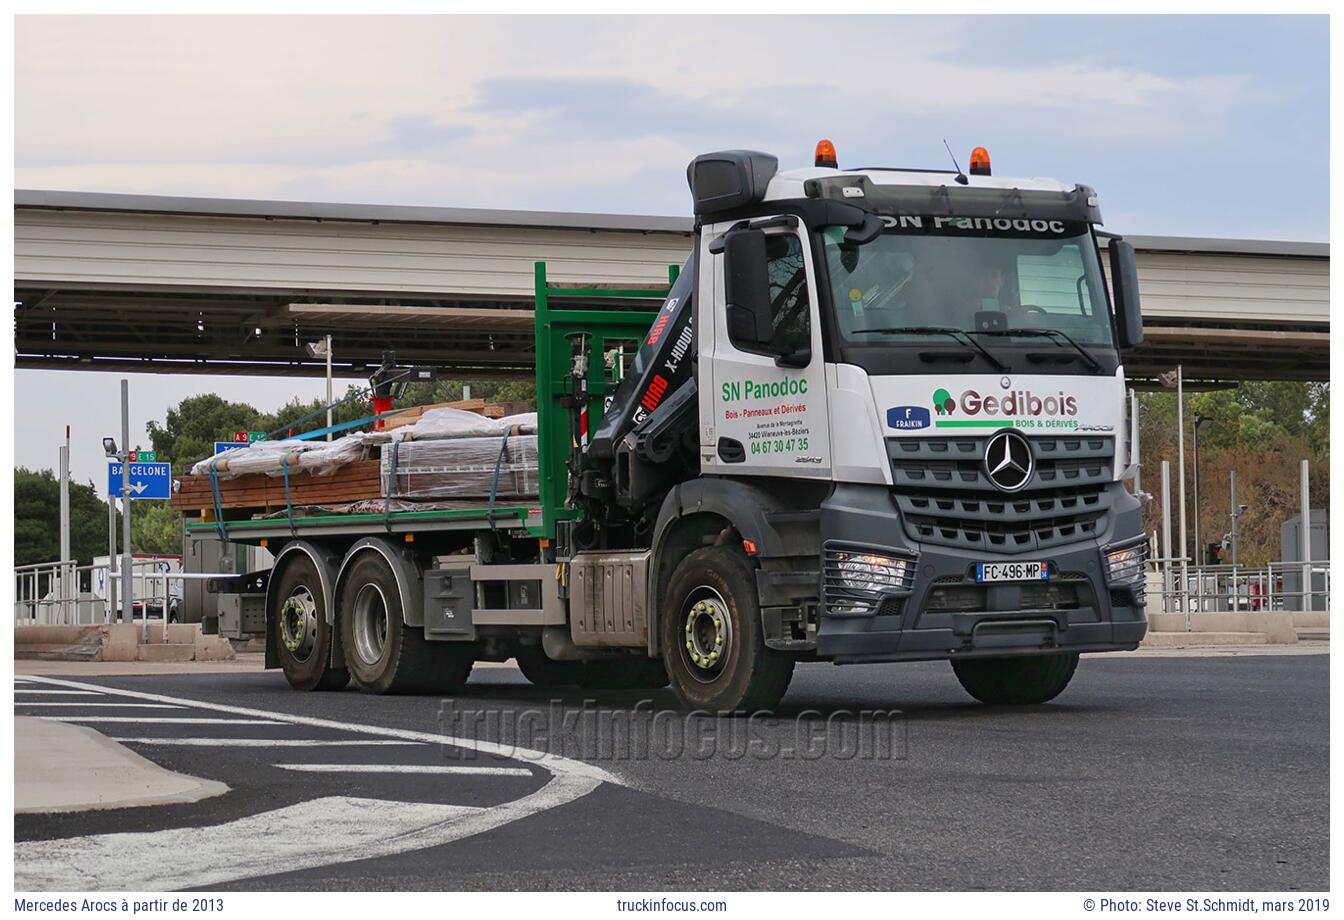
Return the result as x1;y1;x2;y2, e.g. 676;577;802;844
380;435;539;500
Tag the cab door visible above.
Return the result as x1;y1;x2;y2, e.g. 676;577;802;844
698;217;832;479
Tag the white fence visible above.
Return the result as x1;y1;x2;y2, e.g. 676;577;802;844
1147;558;1330;615
13;556;228;642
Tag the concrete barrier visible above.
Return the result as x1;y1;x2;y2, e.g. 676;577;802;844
15;622;236;662
1147;611;1299;643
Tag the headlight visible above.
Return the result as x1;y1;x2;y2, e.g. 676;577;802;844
823;546;916;617
1105;543;1147;585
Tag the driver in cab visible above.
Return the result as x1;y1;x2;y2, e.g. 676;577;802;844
840;244;1019;333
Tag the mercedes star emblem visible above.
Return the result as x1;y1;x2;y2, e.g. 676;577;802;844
984;430;1033;492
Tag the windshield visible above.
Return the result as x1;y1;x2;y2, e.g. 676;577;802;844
823;218;1115;350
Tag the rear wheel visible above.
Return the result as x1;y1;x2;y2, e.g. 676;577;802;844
660;545;794;713
339;552;473;694
271;555;348;692
951;652;1080;705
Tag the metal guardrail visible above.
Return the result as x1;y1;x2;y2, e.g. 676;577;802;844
14;557;234;643
1146;557;1329;619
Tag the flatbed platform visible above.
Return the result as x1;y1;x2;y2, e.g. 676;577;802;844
184;503;539;544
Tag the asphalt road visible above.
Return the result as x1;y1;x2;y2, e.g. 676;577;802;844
14;652;1328;892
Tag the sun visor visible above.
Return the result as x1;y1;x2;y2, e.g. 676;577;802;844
804;176;1104;225
687;150;779;217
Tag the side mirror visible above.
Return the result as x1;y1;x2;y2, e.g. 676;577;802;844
722;229;774;349
1108;238;1144;349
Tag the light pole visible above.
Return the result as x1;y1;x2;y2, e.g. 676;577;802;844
1192;414;1212;564
59;426;71;620
103;412;134;623
1158;366;1189;614
306;335;334;441
1229;470;1248;568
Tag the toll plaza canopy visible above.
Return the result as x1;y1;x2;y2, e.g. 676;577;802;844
14;190;1330;383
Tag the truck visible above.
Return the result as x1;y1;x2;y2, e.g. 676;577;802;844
94;553;183;620
199;141;1149;711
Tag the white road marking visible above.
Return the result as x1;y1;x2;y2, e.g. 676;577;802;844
17;702;185;709
14;689;104;695
17;796;485;891
275;763;533;776
110;738;425;748
16;675;616;891
41;716;285;725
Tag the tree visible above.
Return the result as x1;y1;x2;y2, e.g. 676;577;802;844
1136;381;1329;566
14;468;115;566
131;502;185;556
146;393;268;475
262;384;377;438
394;378;536;410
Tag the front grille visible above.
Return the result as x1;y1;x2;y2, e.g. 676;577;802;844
889;435;1114;551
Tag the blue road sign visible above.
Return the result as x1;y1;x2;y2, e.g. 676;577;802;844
107;461;172;500
214;441;248;455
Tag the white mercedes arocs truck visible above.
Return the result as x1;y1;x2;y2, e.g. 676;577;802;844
205;142;1149;711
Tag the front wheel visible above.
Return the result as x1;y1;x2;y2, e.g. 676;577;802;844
951;652;1080;705
660;545;794;713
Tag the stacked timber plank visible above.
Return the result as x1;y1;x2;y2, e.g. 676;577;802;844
172;402;541;522
381;398;531;430
172;460;381;516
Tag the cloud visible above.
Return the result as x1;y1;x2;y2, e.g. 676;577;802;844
13;14;1326;238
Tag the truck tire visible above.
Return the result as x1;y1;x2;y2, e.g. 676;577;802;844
338;552;473;695
660;545;794;713
272;555;348;692
578;657;669;690
951;652;1080;705
515;649;586;688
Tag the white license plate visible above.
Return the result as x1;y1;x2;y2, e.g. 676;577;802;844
975;561;1048;583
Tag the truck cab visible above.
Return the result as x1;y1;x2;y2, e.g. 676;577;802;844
577;143;1148;709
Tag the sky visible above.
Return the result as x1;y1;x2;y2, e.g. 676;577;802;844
12;14;1330;493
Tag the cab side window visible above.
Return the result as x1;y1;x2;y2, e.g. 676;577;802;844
764;234;811;352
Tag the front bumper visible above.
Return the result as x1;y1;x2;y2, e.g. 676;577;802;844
815;484;1147;664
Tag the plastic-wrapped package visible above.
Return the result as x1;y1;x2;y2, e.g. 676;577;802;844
409;407;507;440
381;435;538;500
496;412;538;434
189;440;315;479
185;404;537;482
293;435;369;476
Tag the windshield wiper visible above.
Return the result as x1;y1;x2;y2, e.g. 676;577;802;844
853;326;1007;371
971;327;1102;373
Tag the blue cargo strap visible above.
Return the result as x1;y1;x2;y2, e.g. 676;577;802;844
282;454;296;536
207;456;227;540
261;385;373;441
383;439;401;531
288;407;408;442
260;365;421;441
486;428;512;537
